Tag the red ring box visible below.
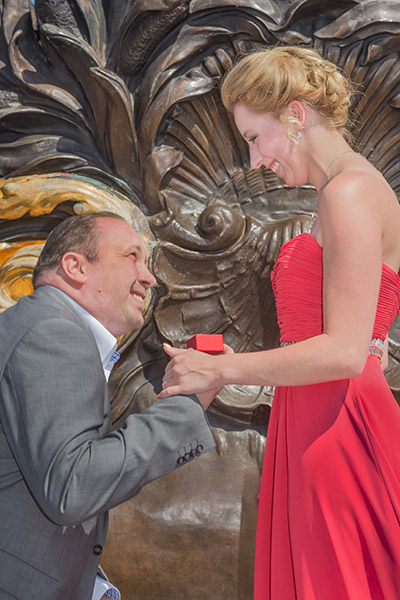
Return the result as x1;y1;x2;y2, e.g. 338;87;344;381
186;334;224;355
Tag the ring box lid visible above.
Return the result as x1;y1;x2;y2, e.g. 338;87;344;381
186;334;224;355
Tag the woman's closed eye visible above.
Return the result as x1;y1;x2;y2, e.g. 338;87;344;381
248;135;258;144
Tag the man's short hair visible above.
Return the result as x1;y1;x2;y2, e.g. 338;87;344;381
32;212;126;288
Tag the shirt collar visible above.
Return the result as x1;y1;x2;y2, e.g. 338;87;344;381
47;286;119;381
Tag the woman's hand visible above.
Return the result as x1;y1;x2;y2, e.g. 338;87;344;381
158;342;234;409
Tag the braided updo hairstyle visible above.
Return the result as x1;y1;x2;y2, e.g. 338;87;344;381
221;46;355;141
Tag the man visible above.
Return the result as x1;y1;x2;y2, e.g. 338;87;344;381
0;212;216;600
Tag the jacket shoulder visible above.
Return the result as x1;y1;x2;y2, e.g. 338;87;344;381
0;287;91;373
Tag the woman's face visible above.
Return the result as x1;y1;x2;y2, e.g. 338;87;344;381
233;103;302;187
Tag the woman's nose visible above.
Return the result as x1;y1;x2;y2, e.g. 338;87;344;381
249;145;263;169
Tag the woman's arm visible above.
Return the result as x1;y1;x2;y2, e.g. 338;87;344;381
160;173;387;399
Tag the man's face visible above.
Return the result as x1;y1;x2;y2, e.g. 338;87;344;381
83;218;156;337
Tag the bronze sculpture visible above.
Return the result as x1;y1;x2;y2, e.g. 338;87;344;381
0;0;399;597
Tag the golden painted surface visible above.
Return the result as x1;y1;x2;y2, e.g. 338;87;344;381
0;242;44;309
0;173;137;221
0;240;44;266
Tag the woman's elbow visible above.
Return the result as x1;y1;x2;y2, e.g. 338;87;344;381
341;346;368;378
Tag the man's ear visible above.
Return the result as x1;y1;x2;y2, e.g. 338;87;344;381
60;252;87;284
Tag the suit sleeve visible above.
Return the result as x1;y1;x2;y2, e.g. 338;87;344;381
0;318;215;526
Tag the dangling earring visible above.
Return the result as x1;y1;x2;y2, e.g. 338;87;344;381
279;114;304;145
286;127;302;144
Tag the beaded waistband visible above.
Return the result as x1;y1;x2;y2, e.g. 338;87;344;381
369;338;385;359
280;337;385;360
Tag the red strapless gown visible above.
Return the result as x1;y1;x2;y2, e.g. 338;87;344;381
254;233;400;600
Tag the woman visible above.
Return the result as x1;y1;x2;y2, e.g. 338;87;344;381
159;46;400;599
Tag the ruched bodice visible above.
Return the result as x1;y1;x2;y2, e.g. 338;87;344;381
271;232;400;343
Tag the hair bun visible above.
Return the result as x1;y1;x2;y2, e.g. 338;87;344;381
221;45;355;141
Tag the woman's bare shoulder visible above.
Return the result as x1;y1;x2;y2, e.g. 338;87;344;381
322;165;396;218
321;166;400;271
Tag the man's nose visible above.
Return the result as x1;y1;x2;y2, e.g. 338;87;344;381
140;264;157;289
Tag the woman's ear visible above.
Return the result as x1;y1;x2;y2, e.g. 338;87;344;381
60;252;87;284
279;101;307;144
287;100;306;126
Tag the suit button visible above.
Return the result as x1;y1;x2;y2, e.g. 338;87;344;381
195;444;204;455
184;452;191;462
93;545;103;556
190;449;196;458
177;456;185;465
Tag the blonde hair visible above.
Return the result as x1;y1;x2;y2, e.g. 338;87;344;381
221;45;355;140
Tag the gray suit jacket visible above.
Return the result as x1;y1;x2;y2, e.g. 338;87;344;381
0;286;215;599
